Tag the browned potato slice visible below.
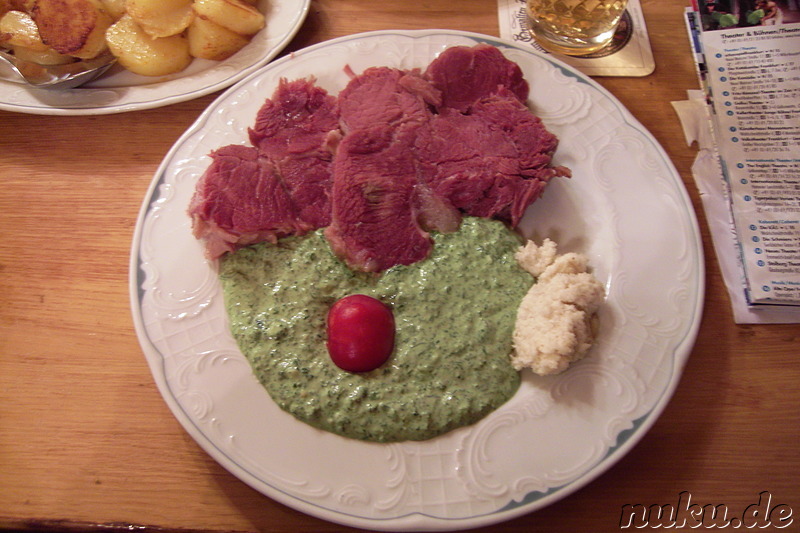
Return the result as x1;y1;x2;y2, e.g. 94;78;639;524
192;0;264;36
0;10;49;50
11;42;73;63
187;15;248;61
125;0;193;38
30;0;113;59
1;0;35;18
0;0;9;17
106;13;191;76
99;0;124;20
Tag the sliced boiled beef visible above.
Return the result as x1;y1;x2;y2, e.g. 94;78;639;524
273;155;333;229
337;67;441;132
248;77;341;230
189;44;571;271
248;77;340;159
424;43;529;113
414;87;570;227
325;68;441;272
188;145;311;259
469;87;571;182
325;123;432;272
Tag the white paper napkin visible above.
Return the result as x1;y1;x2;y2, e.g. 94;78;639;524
672;91;800;324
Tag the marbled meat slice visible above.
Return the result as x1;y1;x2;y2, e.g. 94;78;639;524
414;87;570;227
188;45;570;270
249;77;341;229
337;66;441;132
337;67;462;235
188;145;311;259
424;43;529;113
470;88;570;182
325;68;444;271
249;77;341;159
325;122;432;273
273;155;334;229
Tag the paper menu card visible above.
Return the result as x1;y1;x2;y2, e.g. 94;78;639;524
685;3;800;309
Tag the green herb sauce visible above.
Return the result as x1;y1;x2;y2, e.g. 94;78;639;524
220;217;530;442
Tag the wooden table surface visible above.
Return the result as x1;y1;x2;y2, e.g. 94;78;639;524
1;1;798;532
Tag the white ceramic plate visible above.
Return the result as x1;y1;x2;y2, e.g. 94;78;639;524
130;30;704;531
0;0;309;115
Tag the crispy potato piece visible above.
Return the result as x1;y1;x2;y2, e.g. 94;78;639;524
0;10;49;50
11;42;73;63
192;0;264;36
187;15;248;61
125;0;193;38
1;0;34;18
106;13;191;76
99;0;124;20
30;0;114;59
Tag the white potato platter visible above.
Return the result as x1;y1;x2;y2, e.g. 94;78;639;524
0;0;309;115
130;30;704;531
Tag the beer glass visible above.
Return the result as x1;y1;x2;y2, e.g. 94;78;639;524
527;0;629;56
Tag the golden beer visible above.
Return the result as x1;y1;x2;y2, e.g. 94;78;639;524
527;0;628;56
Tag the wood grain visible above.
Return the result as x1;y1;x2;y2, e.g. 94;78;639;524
1;1;798;532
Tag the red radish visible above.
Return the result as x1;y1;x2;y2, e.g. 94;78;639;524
326;294;395;372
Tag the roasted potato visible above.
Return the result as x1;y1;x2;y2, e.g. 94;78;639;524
192;0;264;36
30;0;114;59
125;0;193;38
106;13;190;76
99;0;125;20
1;0;35;18
0;9;49;50
3;0;264;78
10;41;72;63
187;14;247;61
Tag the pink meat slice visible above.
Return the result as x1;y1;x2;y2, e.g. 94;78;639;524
188;45;570;271
469;88;570;182
337;66;441;132
249;77;341;229
325;123;432;272
325;68;442;272
414;87;569;227
188;144;310;259
249;77;340;158
424;43;529;113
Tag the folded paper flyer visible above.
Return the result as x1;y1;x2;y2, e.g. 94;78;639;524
682;0;800;321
